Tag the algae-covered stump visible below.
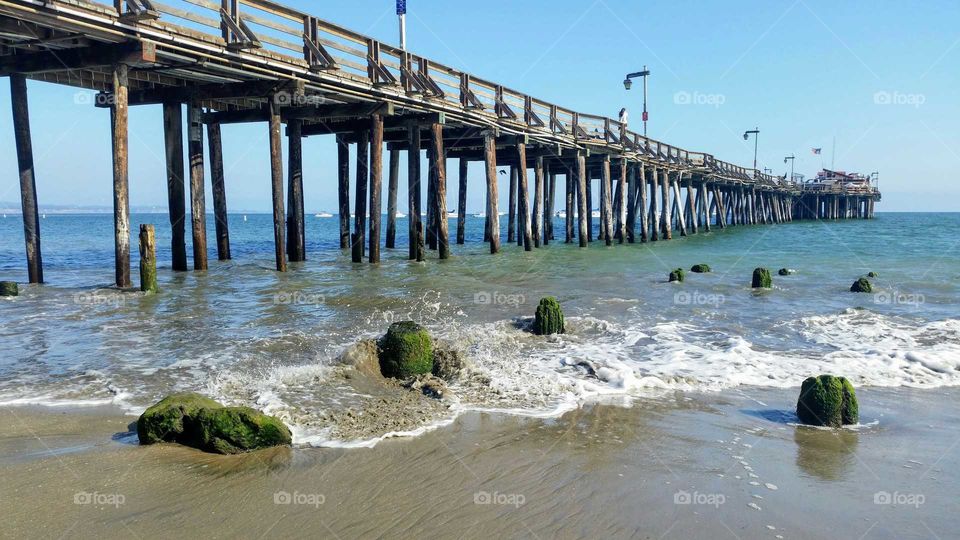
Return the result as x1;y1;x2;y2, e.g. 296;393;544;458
850;277;873;293
669;268;685;283
137;392;222;445
690;264;711;273
379;321;434;378
752;268;772;289
778;268;794;276
534;297;565;335
796;374;859;427
0;281;18;297
867;271;879;278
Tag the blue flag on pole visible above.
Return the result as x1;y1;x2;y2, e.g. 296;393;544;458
397;0;406;15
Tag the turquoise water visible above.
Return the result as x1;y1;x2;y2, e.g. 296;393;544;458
0;213;958;445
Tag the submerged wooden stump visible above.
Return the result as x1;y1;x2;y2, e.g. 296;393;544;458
0;281;18;297
139;224;158;293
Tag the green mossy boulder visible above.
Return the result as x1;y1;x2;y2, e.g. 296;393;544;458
796;375;859;427
867;271;879;278
137;393;223;445
752;268;772;289
850;278;873;293
378;321;434;378
189;406;292;454
534;297;565;336
778;268;795;276
0;281;18;297
669;268;685;283
690;264;711;273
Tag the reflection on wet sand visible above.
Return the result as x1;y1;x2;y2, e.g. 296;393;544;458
794;426;859;481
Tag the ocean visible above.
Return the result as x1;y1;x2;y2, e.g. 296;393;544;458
1;212;958;447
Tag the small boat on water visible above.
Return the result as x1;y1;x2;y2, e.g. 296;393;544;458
314;212;333;218
448;210;459;219
243;215;247;222
394;212;406;218
473;212;486;218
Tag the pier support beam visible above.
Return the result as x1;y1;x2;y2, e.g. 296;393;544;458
617;158;627;243
386;148;400;249
162;102;187;272
687;175;698;234
673;173;688;237
285;119;305;262
565;170;574;243
660;169;671;240
626;163;637;243
639;164;649;242
188;100;208;271
10;74;43;283
517;142;532;251
507;165;517;244
457;158;467;245
369;115;384;263
407;123;422;259
576;152;588;248
533;156;544;248
352;130;369;263
430;123;449;259
649;166;659;241
208;122;231;261
268;99;286;272
546;172;556;244
600;156;613;246
337;136;350;249
483;131;500;254
111;64;131;287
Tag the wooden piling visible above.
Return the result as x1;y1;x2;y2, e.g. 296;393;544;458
673;173;688;237
337;135;350;249
546;171;557;243
516;143;532;251
626;163;637;243
208;122;232;261
407;123;422;259
601;156;613;246
268;98;286;272
649;166;659;241
638;164;649;242
586;172;594;241
533;156;544;248
369;115;384;263
617;158;627;243
426;141;437;251
457;158;468;245
507;165;517;244
565;170;574;243
353;130;369;263
162;102;187;272
661;169;672;239
686;176;698;234
139;224;157;293
386;148;400;249
285;119;305;262
10;74;43;283
576;153;588;248
187;100;208;271
110;64;131;287
430;123;449;259
483;131;500;254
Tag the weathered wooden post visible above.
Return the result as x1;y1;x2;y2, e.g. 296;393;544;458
386;148;400;248
649;166;659;241
369;115;384;263
267;97;286;271
483;131;500;254
111;64;131;287
626;163;637;243
672;173;687;237
337;135;350;249
546;171;556;243
533;156;544;248
285;119;304;263
353;130;369;263
601;156;613;246
208;122;232;261
188;99;208;271
416;222;425;262
139;224;158;293
565;170;574;243
576;153;588;248
162;102;187;272
701;182;711;232
407;123;422;259
507;165;517;244
430;122;449;259
457;158;468;245
687;175;698;234
9;74;43;283
617;158;627;243
517;142;532;251
639;163;649;242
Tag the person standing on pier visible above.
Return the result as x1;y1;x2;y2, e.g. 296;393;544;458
619;108;629;139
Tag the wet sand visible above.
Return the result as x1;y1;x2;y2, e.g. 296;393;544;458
1;386;957;540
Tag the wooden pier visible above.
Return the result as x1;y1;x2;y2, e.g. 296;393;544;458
0;0;881;286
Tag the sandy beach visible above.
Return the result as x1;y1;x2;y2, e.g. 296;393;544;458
2;386;956;539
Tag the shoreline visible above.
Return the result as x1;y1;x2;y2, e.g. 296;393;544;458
2;386;957;538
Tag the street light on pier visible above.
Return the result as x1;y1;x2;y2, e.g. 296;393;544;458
623;67;651;137
743;128;759;171
397;0;407;50
784;155;795;185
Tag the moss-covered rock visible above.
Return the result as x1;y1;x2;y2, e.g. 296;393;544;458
0;281;18;297
669;268;685;283
690;264;711;273
188;406;292;454
752;268;772;289
378;321;434;378
796;375;859;427
867;271;879;278
137;393;223;445
778;268;795;276
850;277;873;293
534;297;565;335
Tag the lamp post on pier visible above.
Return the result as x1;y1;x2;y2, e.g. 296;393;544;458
623;67;650;137
397;0;407;50
743;128;759;171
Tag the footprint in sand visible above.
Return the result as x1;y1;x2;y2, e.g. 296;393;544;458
747;502;762;511
749;481;760;486
765;483;778;490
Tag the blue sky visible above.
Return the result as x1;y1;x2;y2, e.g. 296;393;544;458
0;0;957;212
